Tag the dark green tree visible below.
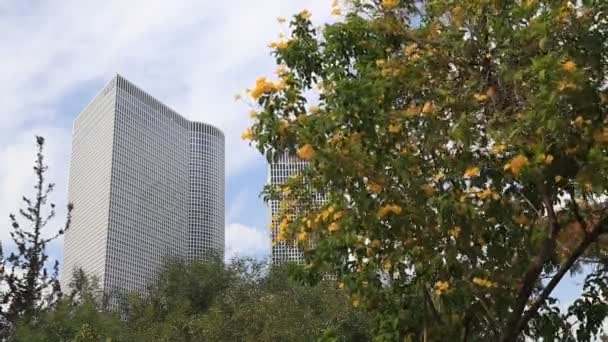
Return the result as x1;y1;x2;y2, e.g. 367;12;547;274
14;269;125;342
0;136;73;336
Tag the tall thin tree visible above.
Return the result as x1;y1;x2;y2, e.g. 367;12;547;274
0;136;73;335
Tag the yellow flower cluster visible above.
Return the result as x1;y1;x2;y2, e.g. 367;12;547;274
434;280;450;296
367;182;383;193
421;101;433;114
448;226;461;238
474;93;489;102
250;77;284;99
297;144;315;160
382;0;399;10
299;9;312;19
277;217;291;241
561;60;577;73
463;166;480;178
472;277;497;288
504;154;529;176
593;128;608;143
241;128;254;141
269;40;289;50
572;115;591;127
404;43;418;56
328;222;340;232
388;121;401;133
477;188;500;201
377;204;402;218
543;154;554;165
492;144;507;154
296;230;308;242
331;0;341;16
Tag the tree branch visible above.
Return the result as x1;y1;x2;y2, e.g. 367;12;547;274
511;214;608;335
500;189;561;342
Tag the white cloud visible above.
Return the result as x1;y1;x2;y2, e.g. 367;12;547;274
0;1;332;258
225;223;270;263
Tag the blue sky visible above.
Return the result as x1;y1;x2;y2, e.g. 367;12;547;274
0;0;336;264
0;0;588;316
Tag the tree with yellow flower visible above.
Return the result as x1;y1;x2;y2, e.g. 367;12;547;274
245;1;608;341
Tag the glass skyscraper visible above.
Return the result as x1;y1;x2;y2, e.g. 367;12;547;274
61;75;224;294
268;153;325;265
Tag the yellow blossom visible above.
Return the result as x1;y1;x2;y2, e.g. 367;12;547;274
472;277;497;288
297;144;315;160
309;105;320;114
572;115;590;127
275;79;287;91
422;101;433;114
381;0;399;10
331;7;341;16
299;9;312;19
474;93;488;102
248;110;258;119
448;226;461;238
297;231;307;241
388;122;401;133
269;40;289;49
333;211;345;220
377;204;402;219
367;182;383;193
477;188;500;201
431;171;445;182
505;154;529;176
328;222;340;232
404;43;418;56
241;128;254;140
593;128;608;143
543;154;554;165
492;144;507;154
250;77;279;99
282;186;292;195
463;166;480;178
275;64;288;76
434;280;450;295
561;60;577;73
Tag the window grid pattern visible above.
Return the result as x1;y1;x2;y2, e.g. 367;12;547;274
188;122;225;260
62;81;117;290
62;75;225;295
268;153;325;265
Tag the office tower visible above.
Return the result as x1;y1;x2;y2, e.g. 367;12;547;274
268;153;325;265
62;75;224;294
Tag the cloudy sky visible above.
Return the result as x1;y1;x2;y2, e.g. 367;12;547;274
0;0;586;312
0;0;335;264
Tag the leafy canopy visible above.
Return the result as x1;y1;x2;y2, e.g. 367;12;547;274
245;0;608;340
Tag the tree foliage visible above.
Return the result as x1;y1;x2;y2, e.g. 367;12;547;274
245;0;608;340
0;136;73;336
15;259;370;341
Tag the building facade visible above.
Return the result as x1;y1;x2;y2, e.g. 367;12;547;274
62;75;224;294
268;153;325;265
